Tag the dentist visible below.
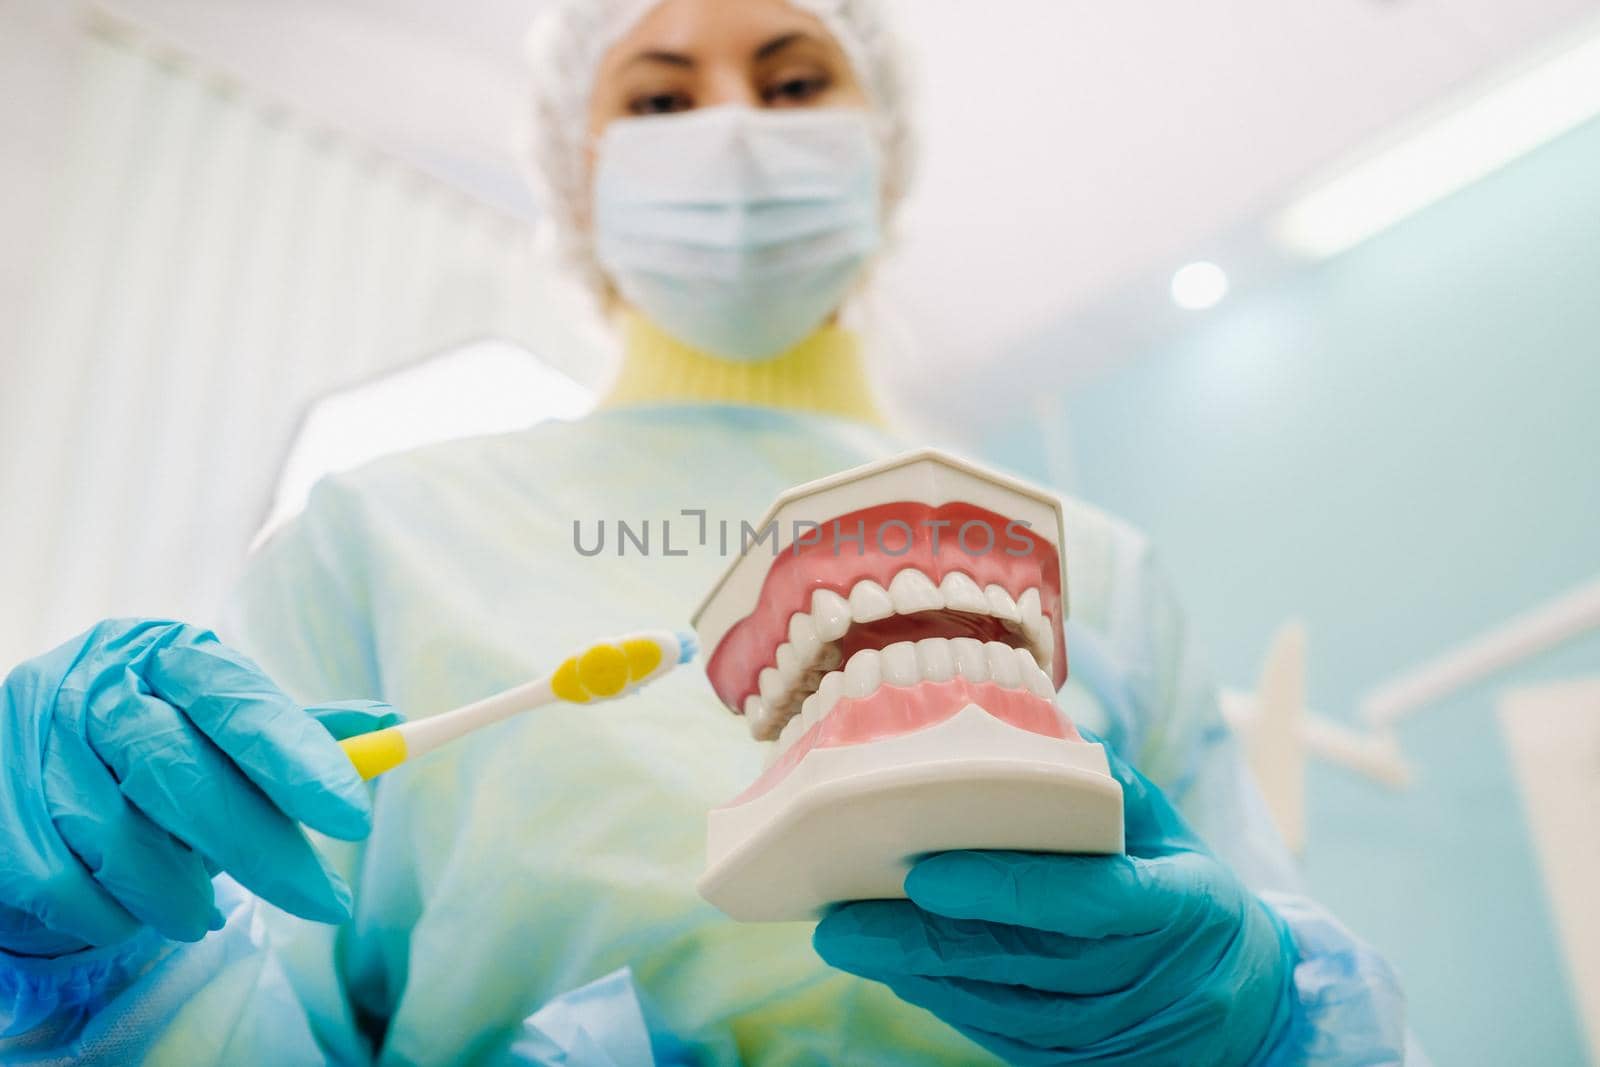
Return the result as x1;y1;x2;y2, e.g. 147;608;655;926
0;1;1410;1063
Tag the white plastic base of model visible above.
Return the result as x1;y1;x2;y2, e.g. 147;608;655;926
698;704;1125;922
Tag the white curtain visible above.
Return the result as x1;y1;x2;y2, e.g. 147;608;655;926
0;11;598;666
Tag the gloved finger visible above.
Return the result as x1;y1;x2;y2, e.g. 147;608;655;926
875;973;1081;1052
0;792;141;949
829;897;1245;1051
0;901;94;957
813;899;1157;994
876;970;1206;1056
906;849;1217;938
949;1015;1199;1067
140;633;373;840
94;692;355;925
1077;726;1205;856
944;1020;1079;1067
966;970;1244;1067
308;700;403;741
44;728;220;942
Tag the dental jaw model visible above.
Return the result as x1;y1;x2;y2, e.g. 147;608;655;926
693;449;1124;922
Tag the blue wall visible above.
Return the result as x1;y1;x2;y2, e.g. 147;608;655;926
986;116;1600;1064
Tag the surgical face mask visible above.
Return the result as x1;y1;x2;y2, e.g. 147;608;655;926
592;106;883;362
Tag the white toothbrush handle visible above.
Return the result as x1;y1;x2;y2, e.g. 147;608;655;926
339;630;696;778
395;677;557;760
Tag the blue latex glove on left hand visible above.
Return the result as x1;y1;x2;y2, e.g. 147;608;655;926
0;619;401;957
814;733;1299;1066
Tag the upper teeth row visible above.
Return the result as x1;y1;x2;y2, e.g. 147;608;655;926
768;638;1057;756
744;571;1054;740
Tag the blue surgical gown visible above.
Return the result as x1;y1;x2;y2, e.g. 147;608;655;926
0;405;1414;1064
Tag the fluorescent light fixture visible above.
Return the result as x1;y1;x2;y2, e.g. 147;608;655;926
1276;23;1600;259
1170;261;1229;310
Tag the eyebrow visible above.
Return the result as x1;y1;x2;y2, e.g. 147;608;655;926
754;32;820;61
625;49;695;70
622;31;822;72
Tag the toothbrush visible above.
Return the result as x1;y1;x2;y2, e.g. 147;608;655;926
340;629;698;780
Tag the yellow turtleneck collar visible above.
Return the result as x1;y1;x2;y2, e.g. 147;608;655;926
598;311;884;427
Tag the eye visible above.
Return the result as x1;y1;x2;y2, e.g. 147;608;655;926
628;90;693;116
763;74;831;106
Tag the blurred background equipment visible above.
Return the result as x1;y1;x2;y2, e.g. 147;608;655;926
1498;680;1600;1061
2;2;1598;1064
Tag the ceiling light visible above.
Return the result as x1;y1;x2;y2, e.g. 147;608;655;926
1170;261;1229;310
1275;24;1600;258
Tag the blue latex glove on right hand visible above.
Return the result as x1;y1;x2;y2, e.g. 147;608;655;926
0;619;400;956
814;730;1298;1066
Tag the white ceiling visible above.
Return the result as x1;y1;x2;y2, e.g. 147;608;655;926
98;0;1600;418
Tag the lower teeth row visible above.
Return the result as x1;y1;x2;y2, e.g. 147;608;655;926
767;637;1055;749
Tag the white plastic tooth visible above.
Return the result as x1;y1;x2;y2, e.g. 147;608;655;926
1018;587;1043;620
1018;588;1045;643
950;637;990;682
1021;651;1056;698
788;613;821;664
775;642;799;680
939;570;989;614
984;584;1020;623
881;641;920;686
848;579;894;623
810;588;852;642
1032;617;1055;674
743;694;765;736
777;711;805;751
800;691;825;729
758;667;787;712
888;569;943;614
751;696;782;740
843;648;882;697
761;742;780;769
987;641;1022;687
916;637;956;682
817;670;845;712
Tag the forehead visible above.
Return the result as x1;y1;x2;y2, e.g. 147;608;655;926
602;0;839;66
